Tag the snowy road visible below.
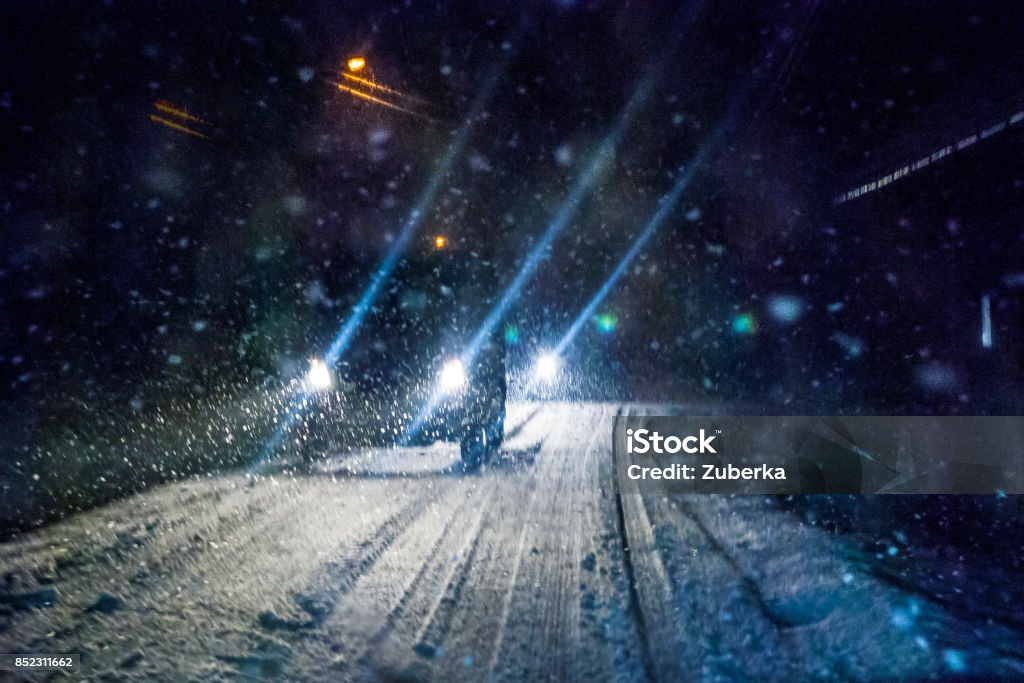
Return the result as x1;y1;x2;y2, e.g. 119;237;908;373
1;403;1022;681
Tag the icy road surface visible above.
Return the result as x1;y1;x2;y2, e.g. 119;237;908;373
1;403;1022;681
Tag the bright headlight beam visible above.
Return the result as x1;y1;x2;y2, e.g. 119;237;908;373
553;87;751;358
454;0;710;375
553;161;700;356
400;65;662;446
252;41;518;467
458;70;656;370
401;1;713;443
322;50;514;371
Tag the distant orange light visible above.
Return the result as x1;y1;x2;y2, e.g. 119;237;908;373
148;114;210;140
434;235;448;249
154;99;208;125
346;57;366;72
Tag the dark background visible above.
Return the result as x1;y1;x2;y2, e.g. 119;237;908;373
2;1;1023;525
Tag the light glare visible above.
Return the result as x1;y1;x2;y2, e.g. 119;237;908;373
439;358;467;392
534;353;560;382
306;358;332;391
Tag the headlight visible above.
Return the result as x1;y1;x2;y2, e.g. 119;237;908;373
305;358;333;391
533;352;560;382
438;358;467;392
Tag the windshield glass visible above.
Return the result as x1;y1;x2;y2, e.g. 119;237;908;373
2;3;1023;680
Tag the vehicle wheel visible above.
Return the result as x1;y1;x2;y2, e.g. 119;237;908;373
299;432;327;463
461;409;504;470
485;409;505;454
460;425;489;470
405;430;434;447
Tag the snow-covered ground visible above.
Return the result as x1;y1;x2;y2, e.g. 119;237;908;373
0;403;1022;681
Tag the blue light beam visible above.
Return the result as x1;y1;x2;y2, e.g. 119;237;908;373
400;68;662;444
325;55;512;367
455;0;709;372
553;88;749;359
459;71;656;369
403;2;714;443
555;147;715;354
253;48;516;466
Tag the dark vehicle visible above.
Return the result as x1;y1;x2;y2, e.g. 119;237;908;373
299;247;506;469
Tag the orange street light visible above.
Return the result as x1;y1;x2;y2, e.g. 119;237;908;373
434;235;448;249
346;57;366;72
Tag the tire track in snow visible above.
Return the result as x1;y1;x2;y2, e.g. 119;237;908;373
0;476;317;658
348;478;496;678
256;483;447;634
403;494;490;657
476;403;626;682
482;410;561;680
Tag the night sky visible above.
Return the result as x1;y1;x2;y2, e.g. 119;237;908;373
3;0;1024;419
